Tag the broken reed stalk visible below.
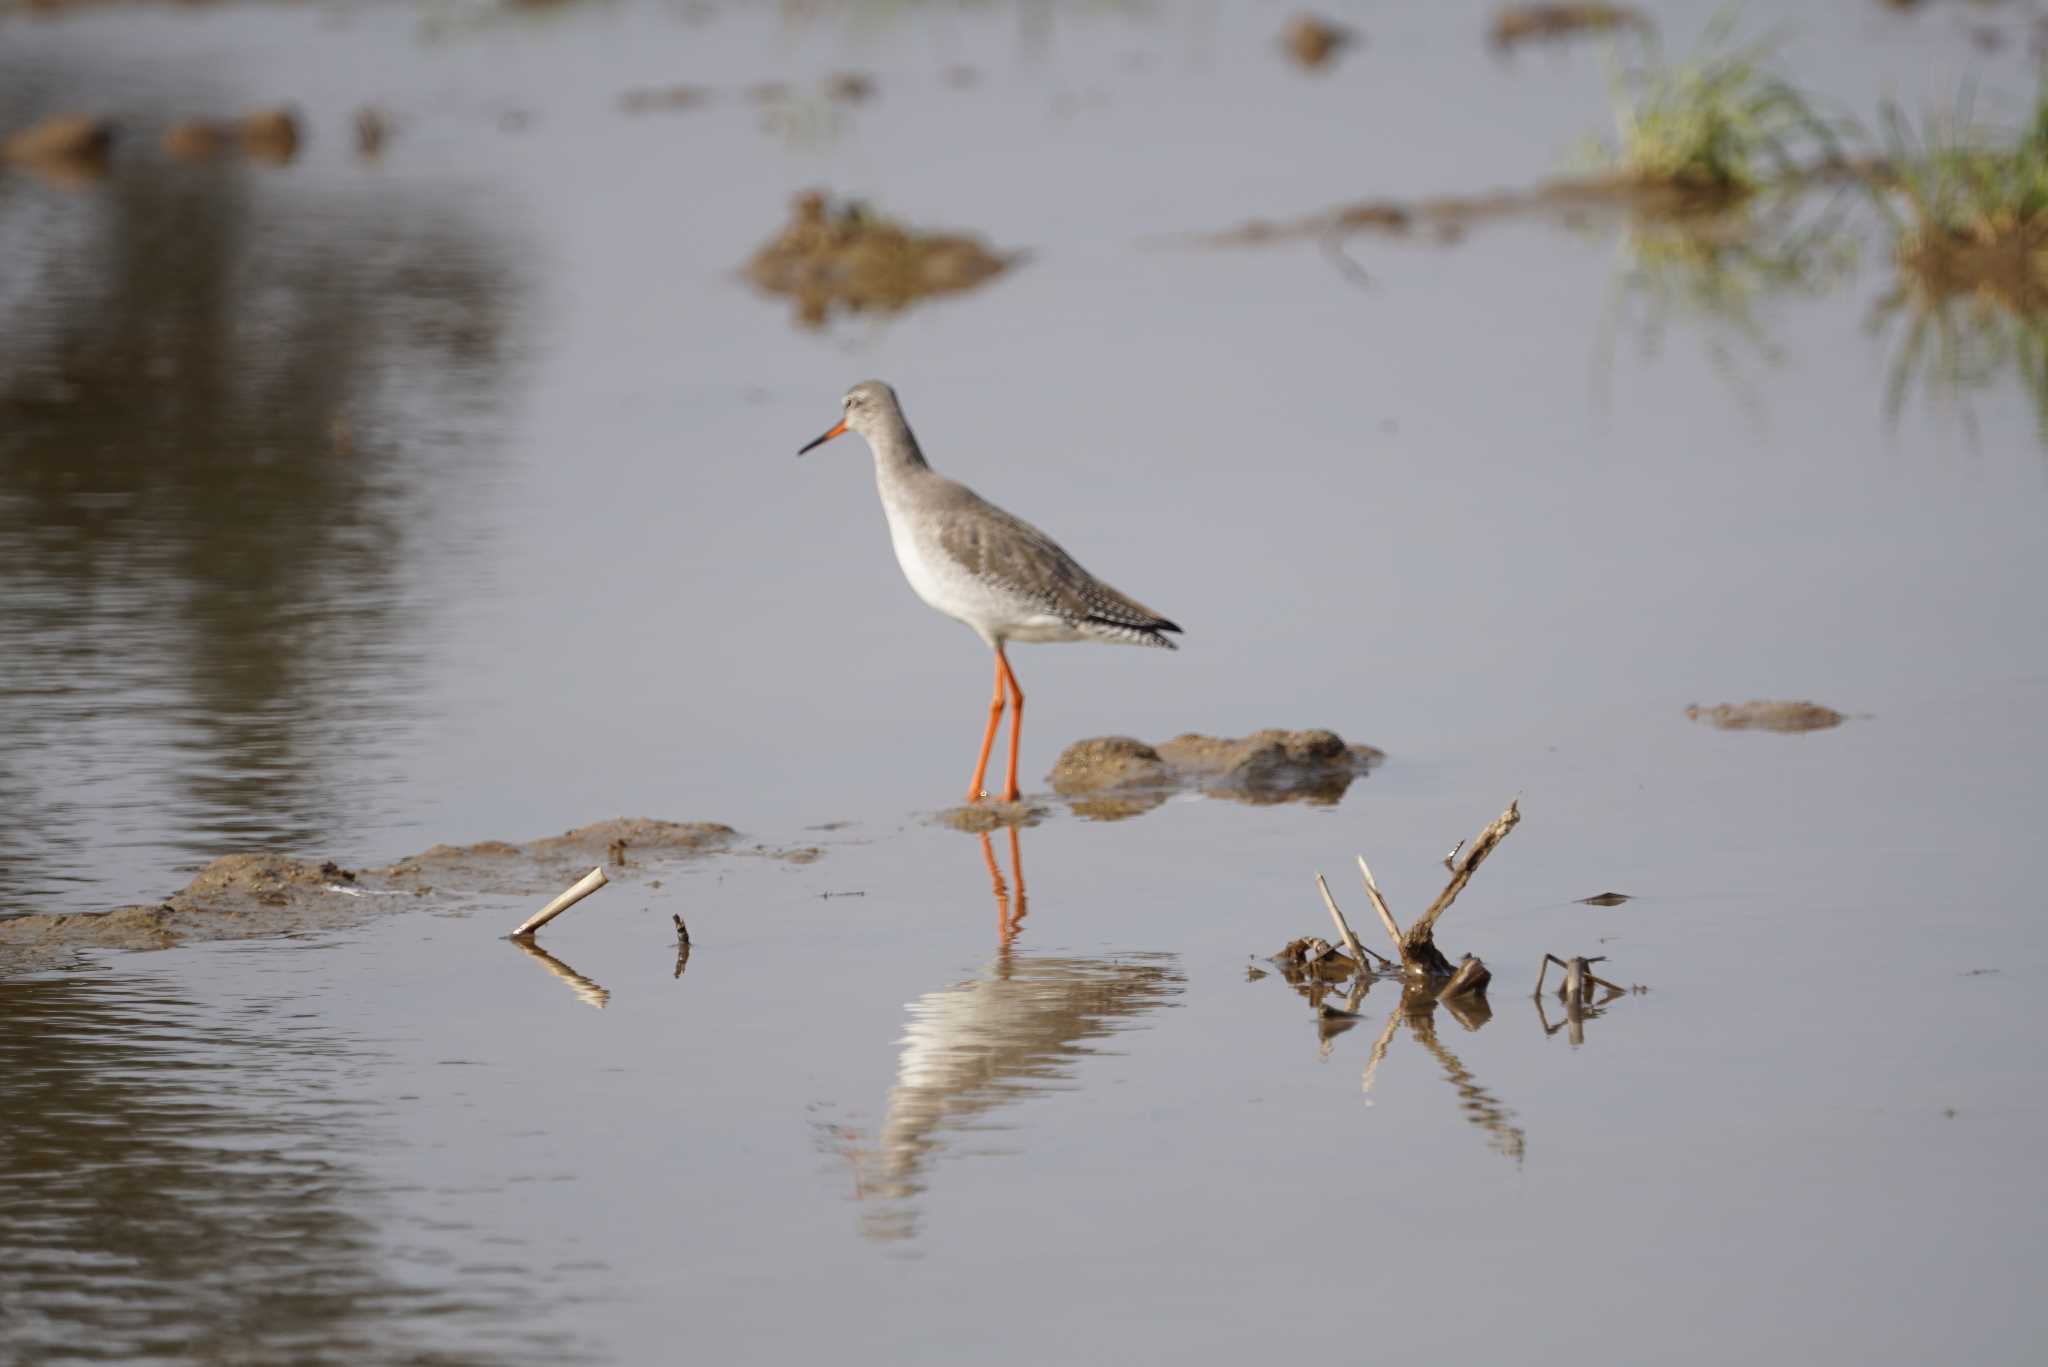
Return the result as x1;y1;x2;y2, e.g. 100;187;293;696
1355;798;1522;979
1354;856;1404;951
1411;799;1520;948
512;865;608;938
1318;873;1392;970
1536;952;1627;1007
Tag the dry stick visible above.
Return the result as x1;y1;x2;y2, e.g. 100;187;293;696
1317;874;1393;970
1411;799;1521;947
512;865;608;938
1354;855;1404;955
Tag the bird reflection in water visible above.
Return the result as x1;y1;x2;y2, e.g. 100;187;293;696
834;826;1183;1242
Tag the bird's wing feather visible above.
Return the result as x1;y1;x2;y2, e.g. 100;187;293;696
935;497;1177;632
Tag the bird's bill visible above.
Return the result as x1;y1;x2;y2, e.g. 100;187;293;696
797;420;848;456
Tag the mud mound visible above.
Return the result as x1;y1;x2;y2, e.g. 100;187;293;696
1686;700;1846;733
935;801;1047;834
745;191;1016;327
1048;728;1384;821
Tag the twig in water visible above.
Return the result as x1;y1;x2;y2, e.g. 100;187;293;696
1317;873;1394;969
511;866;608;938
1354;855;1404;955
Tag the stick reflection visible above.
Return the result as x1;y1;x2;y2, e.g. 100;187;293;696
1274;959;1527;1165
507;936;610;1010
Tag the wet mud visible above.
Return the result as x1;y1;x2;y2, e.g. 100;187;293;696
1048;728;1383;820
744;191;1017;327
0;817;799;963
1685;699;1847;733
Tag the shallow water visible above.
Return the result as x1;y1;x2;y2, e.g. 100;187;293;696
4;1;2048;1362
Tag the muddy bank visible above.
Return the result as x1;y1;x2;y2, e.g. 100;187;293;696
0;817;813;963
1048;729;1383;821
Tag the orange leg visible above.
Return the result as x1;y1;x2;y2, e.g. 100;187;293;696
997;647;1025;803
967;651;1007;801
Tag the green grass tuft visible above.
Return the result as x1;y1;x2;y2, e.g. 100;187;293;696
1581;15;1836;197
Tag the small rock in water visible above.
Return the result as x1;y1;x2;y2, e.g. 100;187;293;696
1579;891;1631;907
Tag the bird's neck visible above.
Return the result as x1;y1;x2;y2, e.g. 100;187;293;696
868;417;931;486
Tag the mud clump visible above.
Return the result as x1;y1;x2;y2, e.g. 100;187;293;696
162;108;301;165
180;854;354;905
1282;15;1354;70
1490;4;1650;50
1049;737;1171;794
4;114;113;182
1049;728;1383;821
1686;700;1846;733
936;801;1047;834
1157;728;1383;802
745;191;1016;328
386;818;739;896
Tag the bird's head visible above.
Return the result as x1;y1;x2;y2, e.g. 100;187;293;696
798;379;898;455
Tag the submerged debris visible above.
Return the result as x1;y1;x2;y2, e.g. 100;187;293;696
1534;952;1646;1042
1686;700;1845;733
824;72;876;104
1490;4;1650;50
355;106;389;158
744;191;1016;327
620;84;712;114
1281;15;1354;71
1050;728;1383;820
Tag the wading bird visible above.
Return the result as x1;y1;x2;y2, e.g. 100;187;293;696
799;380;1180;803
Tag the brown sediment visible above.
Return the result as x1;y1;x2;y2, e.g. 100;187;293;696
3;113;113;183
239;108;301;163
0;817;789;963
1686;700;1846;733
1049;728;1383;821
934;801;1047;833
619;84;713;115
1281;15;1354;71
824;72;876;104
160;109;301;165
744;191;1017;328
1897;218;2048;314
1489;4;1650;51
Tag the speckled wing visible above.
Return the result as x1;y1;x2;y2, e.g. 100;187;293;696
936;499;1181;647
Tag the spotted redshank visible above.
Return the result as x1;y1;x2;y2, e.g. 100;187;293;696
799;380;1180;803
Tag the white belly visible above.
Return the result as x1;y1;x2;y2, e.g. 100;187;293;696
885;513;1080;646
